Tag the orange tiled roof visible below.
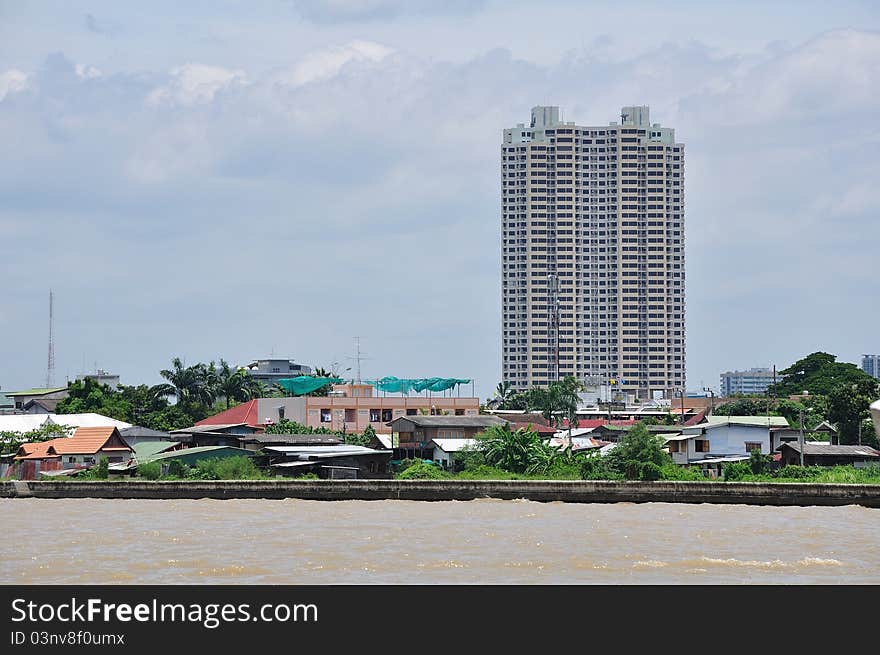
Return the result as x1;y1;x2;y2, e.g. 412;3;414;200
49;426;124;455
15;439;63;460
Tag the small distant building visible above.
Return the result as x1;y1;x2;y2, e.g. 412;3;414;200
13;426;134;479
196;385;481;434
719;368;782;397
81;369;120;390
265;445;392;479
243;358;313;385
431;438;479;469
777;443;880;468
170;423;262;448
388;415;507;458
861;354;880;380
5;387;69;410
666;416;790;467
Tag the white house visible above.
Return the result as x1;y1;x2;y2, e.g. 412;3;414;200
431;438;479;469
665;416;790;466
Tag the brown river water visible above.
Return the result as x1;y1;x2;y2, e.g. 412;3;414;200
2;499;878;584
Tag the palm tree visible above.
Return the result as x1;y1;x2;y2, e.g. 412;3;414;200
494;381;514;409
214;359;264;409
156;357;215;407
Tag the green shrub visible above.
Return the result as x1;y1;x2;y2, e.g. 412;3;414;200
456;465;522;480
749;449;771;475
192;456;264;480
579;455;624;480
295;472;319;480
397;462;451;479
659;464;705;481
722;461;752;481
166;459;188;478
774;465;821;479
639;461;663;481
95;456;109;479
137;461;162;480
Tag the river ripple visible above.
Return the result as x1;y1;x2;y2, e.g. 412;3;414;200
1;499;877;584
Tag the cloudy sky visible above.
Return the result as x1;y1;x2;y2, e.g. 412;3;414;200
1;0;878;401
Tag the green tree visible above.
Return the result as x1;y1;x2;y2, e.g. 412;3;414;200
214;359;262;409
96;456;109;479
604;422;671;480
155;357;215;407
493;381;515;409
767;352;875;397
475;423;563;475
828;378;880;446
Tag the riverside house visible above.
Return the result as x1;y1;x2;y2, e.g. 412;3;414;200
664;416;790;476
13;426;134;479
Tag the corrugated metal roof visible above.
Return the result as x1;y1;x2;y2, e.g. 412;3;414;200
781;443;880;457
0;415;53;433
701;416;790;428
662;433;690;441
265;445;379;454
689;455;751;464
431;438;478;453
5;387;67;397
240;434;341;445
389;415;506;428
145;446;253;463
132;441;179;460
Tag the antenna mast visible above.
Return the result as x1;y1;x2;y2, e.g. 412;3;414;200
46;290;55;388
347;336;370;384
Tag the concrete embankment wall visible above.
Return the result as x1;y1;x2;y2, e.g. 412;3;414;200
1;480;879;507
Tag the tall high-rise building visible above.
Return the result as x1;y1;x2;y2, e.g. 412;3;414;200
500;105;685;400
862;354;880;380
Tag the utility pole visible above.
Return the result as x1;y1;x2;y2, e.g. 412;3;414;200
799;407;805;467
702;387;715;415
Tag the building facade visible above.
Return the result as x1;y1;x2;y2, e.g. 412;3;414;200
861;354;880;380
196;384;481;434
719;367;780;397
501;105;685;400
243;358;313;384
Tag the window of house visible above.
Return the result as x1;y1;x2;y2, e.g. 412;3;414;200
68;456;76;463
320;409;332;422
668;441;679;453
381;409;393;422
83;457;96;464
406;409;418;416
277;406;286;421
369;409;380;422
694;440;709;453
745;442;762;453
455;409;465;416
345;409;356;423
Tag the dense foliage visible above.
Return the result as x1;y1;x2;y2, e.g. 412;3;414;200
52;357;345;432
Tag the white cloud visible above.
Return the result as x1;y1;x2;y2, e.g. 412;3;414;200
147;63;247;106
3;27;880;398
0;70;30;101
272;40;395;87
